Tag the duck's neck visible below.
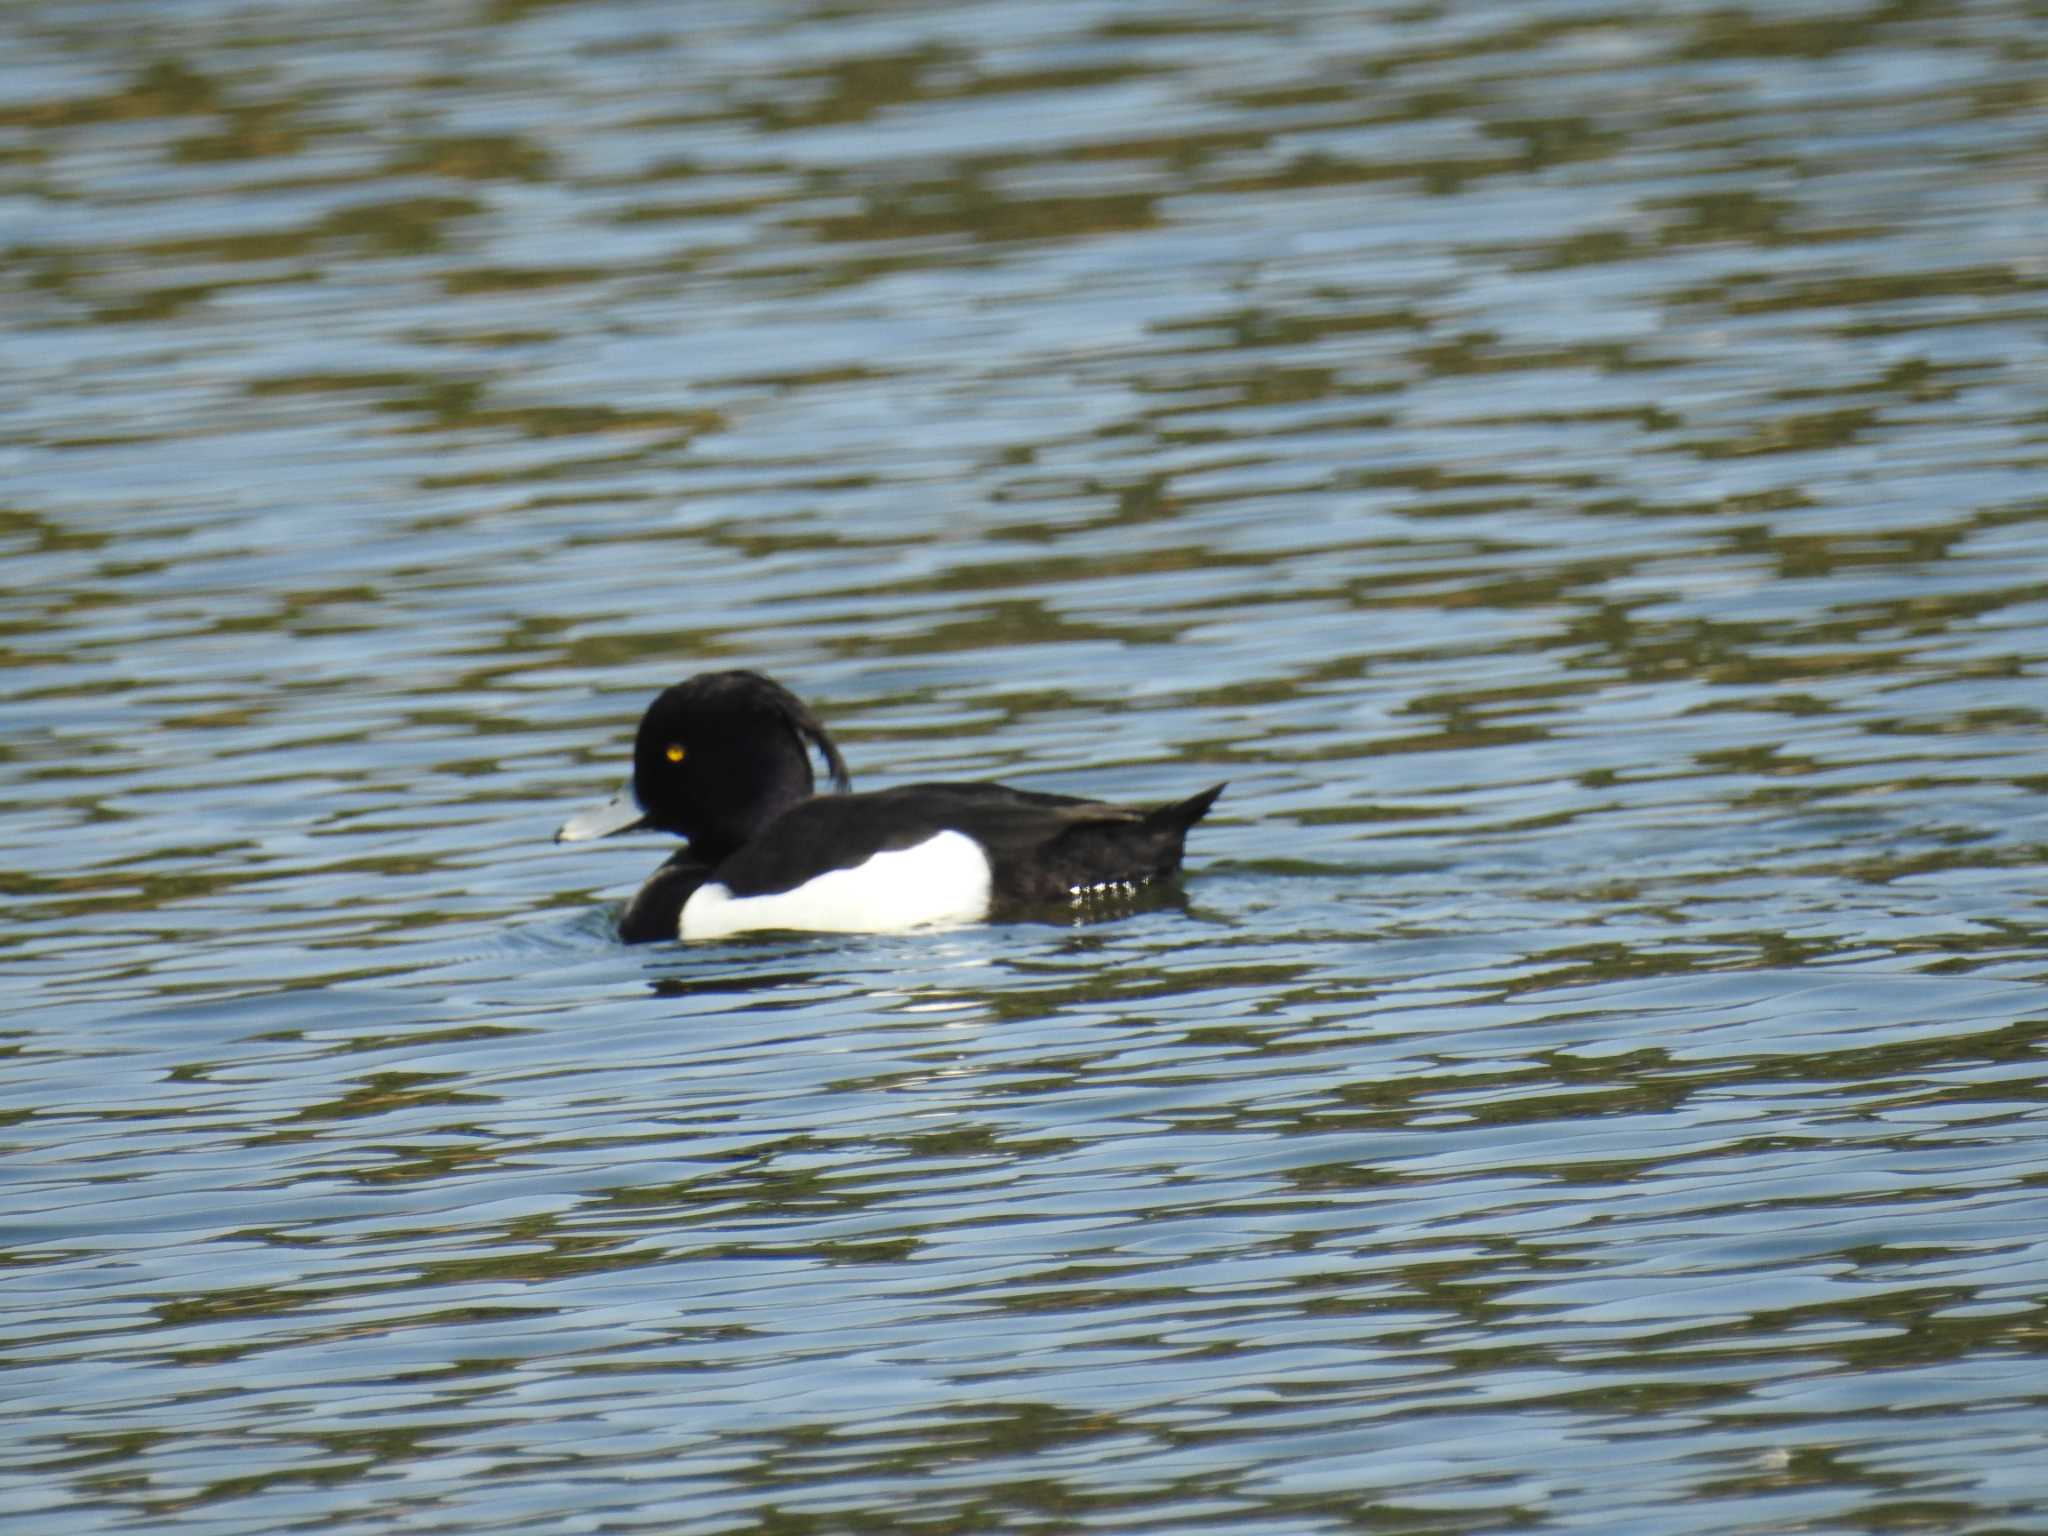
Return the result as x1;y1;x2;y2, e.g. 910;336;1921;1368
686;744;814;864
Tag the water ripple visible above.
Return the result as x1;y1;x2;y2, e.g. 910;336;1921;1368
6;0;2048;1531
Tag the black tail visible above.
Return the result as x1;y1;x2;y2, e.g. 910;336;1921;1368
1130;781;1226;881
1007;782;1226;903
1146;781;1225;837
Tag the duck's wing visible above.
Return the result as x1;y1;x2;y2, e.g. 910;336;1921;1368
709;781;1223;905
833;781;1224;904
706;789;988;899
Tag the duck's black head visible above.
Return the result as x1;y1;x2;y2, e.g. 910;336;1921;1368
558;671;851;860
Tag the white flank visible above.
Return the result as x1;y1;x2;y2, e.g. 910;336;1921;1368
680;830;993;940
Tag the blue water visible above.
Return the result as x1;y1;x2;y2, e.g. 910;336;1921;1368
5;1;2048;1531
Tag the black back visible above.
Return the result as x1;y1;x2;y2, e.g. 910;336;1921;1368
714;780;1226;902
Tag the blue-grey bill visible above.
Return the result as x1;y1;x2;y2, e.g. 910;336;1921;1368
556;780;647;843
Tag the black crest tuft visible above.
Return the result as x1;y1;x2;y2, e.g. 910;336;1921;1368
715;670;850;793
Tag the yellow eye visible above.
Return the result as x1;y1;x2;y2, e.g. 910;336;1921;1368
665;743;686;763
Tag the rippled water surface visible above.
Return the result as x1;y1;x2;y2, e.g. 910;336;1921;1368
7;1;2048;1531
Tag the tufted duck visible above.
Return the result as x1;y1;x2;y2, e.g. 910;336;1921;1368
557;671;1223;941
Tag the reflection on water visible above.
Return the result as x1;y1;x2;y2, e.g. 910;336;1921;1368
5;0;2048;1531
